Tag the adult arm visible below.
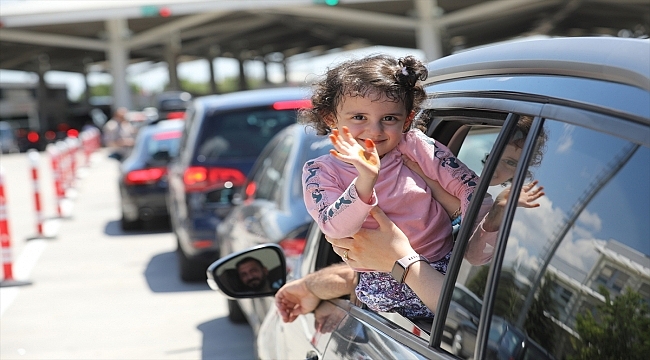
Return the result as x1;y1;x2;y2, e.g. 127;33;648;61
327;206;445;312
275;263;356;323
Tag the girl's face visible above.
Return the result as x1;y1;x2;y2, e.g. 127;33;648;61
491;144;522;185
329;93;411;157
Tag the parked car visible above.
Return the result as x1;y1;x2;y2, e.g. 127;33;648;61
0;121;20;154
155;91;192;121
484;317;555;360
445;284;483;359
216;123;333;323
118;120;184;230
206;37;649;360
168;87;312;281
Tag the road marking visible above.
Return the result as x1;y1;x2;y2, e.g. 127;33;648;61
0;239;48;316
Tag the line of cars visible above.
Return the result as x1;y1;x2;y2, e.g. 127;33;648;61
207;36;649;360
117;86;312;283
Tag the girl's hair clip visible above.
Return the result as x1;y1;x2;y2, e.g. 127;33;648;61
401;66;410;76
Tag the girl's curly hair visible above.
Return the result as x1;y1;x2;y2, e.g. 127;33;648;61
300;54;428;135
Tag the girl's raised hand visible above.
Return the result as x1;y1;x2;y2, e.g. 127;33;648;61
329;126;380;177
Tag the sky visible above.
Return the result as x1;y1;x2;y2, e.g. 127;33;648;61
0;46;426;102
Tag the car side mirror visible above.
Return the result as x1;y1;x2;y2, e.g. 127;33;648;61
207;244;287;299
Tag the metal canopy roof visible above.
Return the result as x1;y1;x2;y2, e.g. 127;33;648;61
0;0;648;75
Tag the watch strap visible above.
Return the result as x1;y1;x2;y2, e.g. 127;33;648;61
391;253;428;284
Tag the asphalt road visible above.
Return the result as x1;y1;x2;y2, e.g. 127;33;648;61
0;149;256;360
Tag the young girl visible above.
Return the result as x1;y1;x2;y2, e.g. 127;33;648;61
300;54;487;317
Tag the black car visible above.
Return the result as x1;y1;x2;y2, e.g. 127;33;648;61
216;123;332;324
118;119;184;230
155;91;192;121
206;37;649;360
168;87;312;282
445;283;483;359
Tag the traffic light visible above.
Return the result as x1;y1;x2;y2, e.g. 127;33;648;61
140;5;172;17
313;0;339;5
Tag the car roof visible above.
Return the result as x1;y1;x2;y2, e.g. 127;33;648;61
194;87;311;112
426;37;650;91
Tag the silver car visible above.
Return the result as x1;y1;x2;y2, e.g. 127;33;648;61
208;36;649;360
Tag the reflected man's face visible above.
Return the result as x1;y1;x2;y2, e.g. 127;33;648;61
237;260;268;290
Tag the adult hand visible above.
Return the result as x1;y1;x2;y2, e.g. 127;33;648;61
327;206;415;272
275;278;321;323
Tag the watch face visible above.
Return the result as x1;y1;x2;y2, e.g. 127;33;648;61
391;262;407;283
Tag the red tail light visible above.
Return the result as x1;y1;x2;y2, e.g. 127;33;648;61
183;166;246;192
272;99;312;110
165;111;185;120
27;131;39;143
45;131;56;140
278;237;307;257
125;167;166;185
67;129;79;138
245;181;257;199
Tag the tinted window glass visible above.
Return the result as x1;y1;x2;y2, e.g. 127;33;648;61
195;108;298;163
292;135;333;201
253;134;294;201
452;287;482;318
488;119;649;359
146;130;181;158
457;126;499;177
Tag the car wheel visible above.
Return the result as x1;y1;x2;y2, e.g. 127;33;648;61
227;299;247;324
177;243;207;282
451;329;466;359
121;214;142;231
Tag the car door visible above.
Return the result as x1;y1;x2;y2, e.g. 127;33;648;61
424;107;649;360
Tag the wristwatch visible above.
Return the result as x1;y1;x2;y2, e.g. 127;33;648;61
391;253;428;284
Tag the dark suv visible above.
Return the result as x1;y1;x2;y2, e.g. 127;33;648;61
167;87;311;281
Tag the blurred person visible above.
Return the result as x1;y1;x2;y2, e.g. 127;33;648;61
103;107;136;161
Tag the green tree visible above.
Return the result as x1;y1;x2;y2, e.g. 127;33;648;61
571;287;650;360
90;83;112;97
466;265;489;299
524;273;558;352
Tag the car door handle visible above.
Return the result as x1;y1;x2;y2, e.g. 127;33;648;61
305;350;318;360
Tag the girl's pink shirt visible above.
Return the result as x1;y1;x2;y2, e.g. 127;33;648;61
303;129;486;262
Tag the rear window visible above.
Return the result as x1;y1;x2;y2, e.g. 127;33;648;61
194;107;298;163
147;130;181;158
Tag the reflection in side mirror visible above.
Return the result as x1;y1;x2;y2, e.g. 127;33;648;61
207;244;286;299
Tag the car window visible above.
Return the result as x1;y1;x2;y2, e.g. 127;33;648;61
485;119;649;359
147;129;181;158
252;133;294;202
195;108;297;163
452;287;482;318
